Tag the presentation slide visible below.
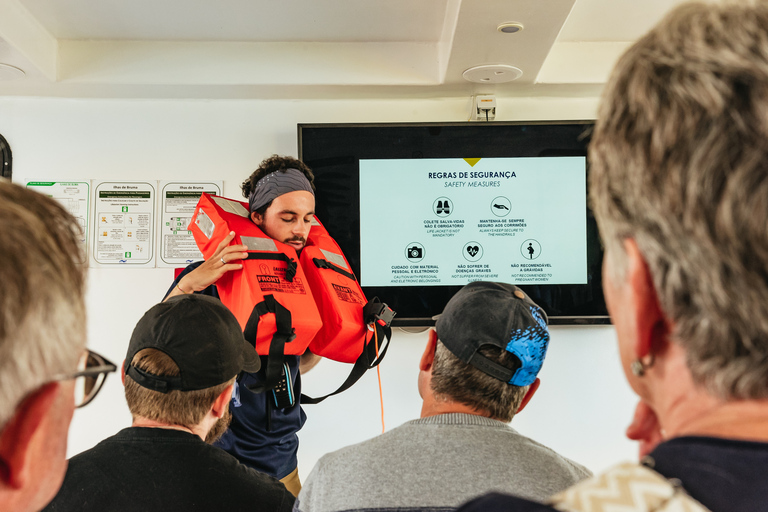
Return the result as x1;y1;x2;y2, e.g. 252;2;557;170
359;157;587;287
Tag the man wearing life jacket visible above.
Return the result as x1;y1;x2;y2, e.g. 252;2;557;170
164;154;319;496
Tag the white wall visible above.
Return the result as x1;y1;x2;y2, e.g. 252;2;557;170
0;96;637;482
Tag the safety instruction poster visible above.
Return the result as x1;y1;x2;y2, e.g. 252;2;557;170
359;157;587;287
92;181;156;266
25;181;90;260
157;181;222;267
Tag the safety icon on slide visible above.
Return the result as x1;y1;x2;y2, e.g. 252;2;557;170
405;242;425;262
433;197;452;217
491;196;511;217
521;239;541;260
463;241;484;262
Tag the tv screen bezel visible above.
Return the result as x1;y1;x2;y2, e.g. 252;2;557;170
298;121;610;326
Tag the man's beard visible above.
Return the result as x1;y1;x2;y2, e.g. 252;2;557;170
205;407;232;444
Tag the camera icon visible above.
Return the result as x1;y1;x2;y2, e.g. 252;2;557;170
405;242;425;262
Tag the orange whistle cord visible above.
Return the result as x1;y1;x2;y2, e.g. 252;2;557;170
374;325;385;433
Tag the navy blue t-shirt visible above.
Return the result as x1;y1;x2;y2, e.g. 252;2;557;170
166;262;306;479
456;436;768;512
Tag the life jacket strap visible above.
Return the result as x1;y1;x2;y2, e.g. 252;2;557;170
242;294;296;397
301;314;393;405
312;257;356;281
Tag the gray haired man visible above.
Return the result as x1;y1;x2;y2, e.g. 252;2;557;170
298;281;590;512
0;180;115;511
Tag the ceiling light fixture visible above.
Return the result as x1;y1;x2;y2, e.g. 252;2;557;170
0;63;25;81
497;22;524;34
462;64;522;84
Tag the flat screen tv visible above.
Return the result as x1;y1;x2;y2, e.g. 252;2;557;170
298;122;608;326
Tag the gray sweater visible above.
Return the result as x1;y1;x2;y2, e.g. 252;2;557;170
298;413;591;512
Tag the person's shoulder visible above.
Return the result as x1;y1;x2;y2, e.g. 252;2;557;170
67;429;128;465
505;428;592;478
43;431;133;511
316;421;411;465
302;424;407;490
457;492;556;512
310;436;373;471
203;442;294;503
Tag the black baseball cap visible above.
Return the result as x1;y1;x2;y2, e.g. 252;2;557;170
435;281;550;387
125;294;261;393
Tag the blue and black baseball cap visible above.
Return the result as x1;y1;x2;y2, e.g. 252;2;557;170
434;281;550;387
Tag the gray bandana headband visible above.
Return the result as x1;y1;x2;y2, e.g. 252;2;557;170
248;168;314;213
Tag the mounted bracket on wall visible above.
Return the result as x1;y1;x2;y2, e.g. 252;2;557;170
0;134;11;181
470;95;497;122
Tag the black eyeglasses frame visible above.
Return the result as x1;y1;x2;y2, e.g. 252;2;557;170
51;349;117;408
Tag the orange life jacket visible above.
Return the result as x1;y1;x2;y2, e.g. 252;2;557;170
188;193;369;364
300;215;369;363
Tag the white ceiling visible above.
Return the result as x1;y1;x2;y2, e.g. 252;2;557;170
0;0;691;100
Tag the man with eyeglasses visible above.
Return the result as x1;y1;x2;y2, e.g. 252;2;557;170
0;181;115;512
45;294;296;511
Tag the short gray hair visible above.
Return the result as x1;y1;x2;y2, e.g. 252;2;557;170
0;180;87;429
589;1;768;399
431;341;529;422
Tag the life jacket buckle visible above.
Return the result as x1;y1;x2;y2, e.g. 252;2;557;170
363;299;396;328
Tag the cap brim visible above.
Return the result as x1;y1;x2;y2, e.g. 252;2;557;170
240;340;261;373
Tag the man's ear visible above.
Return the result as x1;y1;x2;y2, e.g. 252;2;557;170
211;384;234;419
419;330;438;372
0;383;60;489
624;239;668;359
515;378;541;414
250;211;263;226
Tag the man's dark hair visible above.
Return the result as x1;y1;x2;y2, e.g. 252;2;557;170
241;155;315;215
